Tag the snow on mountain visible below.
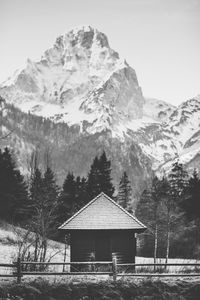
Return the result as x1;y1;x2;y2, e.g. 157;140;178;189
115;94;200;172
0;26;143;128
159;95;200;169
0;25;200;189
167;96;200;145
143;97;176;122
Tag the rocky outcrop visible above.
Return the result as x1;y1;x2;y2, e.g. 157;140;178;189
0;26;200;201
0;26;144;126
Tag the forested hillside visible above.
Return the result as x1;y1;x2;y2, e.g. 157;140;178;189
0;144;200;261
136;162;200;260
1;102;153;199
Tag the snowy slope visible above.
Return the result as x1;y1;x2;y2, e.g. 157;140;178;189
0;26;143;129
143;97;176;122
159;96;200;170
0;25;200;185
167;96;200;146
0;221;66;266
140;96;200;170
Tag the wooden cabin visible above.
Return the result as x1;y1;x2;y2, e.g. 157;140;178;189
59;192;146;264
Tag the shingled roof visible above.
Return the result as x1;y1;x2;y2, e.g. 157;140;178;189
59;192;146;231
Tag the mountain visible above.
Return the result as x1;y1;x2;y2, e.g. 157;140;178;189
157;95;200;173
143;97;175;122
0;102;153;204
0;26;200;203
132;95;200;172
0;25;144;128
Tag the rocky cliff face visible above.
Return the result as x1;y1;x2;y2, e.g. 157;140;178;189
0;26;200;203
0;26;144;127
158;95;200;173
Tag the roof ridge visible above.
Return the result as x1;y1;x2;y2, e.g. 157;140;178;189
59;192;146;230
101;192;146;228
58;192;104;229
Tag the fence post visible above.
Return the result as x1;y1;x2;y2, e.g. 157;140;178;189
16;257;22;284
112;255;117;282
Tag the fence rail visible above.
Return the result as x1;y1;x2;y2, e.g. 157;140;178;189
21;261;112;265
118;263;200;266
1;258;200;283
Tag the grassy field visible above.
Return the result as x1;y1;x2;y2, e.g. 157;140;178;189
0;221;68;276
135;257;200;274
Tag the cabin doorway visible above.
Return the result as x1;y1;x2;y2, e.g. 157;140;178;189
95;233;111;261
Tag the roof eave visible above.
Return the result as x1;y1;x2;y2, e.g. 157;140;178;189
59;227;147;231
58;192;147;230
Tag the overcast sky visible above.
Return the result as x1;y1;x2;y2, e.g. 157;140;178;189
0;0;199;105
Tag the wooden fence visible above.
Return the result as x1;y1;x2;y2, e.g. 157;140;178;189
1;257;200;283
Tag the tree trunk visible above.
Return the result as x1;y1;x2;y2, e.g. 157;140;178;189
33;234;39;271
42;239;47;262
0;103;2;137
196;219;200;244
154;223;158;272
34;234;39;262
63;237;67;272
165;209;170;268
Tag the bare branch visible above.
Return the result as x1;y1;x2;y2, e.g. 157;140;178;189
0;129;15;140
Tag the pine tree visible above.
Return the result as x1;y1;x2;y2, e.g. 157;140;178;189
87;151;114;199
168;161;188;208
43;167;59;235
136;188;154;256
117;171;132;211
29;165;59;261
74;176;89;210
0;147;28;222
43;167;59;208
29;167;44;210
12;169;29;223
56;173;89;241
182;169;200;221
136;176;166;262
98;151;115;197
58;172;77;224
174;169;200;257
0;96;5;138
87;156;101;199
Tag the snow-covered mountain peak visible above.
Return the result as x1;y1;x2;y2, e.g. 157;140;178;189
40;25;125;75
153;95;200;171
1;26;200;192
0;26;143;130
66;25;110;48
168;96;200;129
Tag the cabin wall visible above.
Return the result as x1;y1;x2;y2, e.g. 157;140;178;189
111;231;136;263
69;230;136;264
71;231;95;262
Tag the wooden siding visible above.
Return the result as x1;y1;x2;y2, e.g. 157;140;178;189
111;231;136;263
70;230;136;265
71;231;95;262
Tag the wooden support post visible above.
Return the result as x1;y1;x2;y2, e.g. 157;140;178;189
16;257;22;284
112;255;117;282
